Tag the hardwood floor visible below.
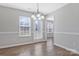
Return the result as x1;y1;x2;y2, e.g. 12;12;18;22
0;38;78;56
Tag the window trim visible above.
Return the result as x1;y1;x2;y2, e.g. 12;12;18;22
19;16;31;37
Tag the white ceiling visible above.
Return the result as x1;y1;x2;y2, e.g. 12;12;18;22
0;3;68;15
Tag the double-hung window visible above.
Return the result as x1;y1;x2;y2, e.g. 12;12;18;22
19;16;31;36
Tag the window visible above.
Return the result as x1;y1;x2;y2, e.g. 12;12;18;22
46;16;54;33
46;21;53;33
19;16;31;36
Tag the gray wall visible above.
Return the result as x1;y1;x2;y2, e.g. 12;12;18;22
48;4;79;52
0;6;46;48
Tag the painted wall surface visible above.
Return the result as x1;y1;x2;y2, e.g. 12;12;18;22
0;6;46;48
48;4;79;52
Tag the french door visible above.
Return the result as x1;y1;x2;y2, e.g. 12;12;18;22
33;19;43;40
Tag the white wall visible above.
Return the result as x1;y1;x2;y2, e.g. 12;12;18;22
47;3;79;52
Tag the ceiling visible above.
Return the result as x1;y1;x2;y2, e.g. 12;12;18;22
0;3;68;15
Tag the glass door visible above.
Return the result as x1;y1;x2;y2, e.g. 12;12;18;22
33;19;43;40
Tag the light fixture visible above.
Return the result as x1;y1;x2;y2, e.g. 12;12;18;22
31;3;45;20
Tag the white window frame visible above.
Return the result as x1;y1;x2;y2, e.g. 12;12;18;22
46;20;53;33
19;16;31;37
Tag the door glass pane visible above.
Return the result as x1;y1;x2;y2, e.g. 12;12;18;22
34;19;43;39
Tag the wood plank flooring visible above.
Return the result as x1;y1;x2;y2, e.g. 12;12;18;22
0;38;78;56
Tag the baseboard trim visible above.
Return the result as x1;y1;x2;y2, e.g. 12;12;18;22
0;39;47;49
54;43;79;54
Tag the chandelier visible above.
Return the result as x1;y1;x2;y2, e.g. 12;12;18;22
31;3;45;20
